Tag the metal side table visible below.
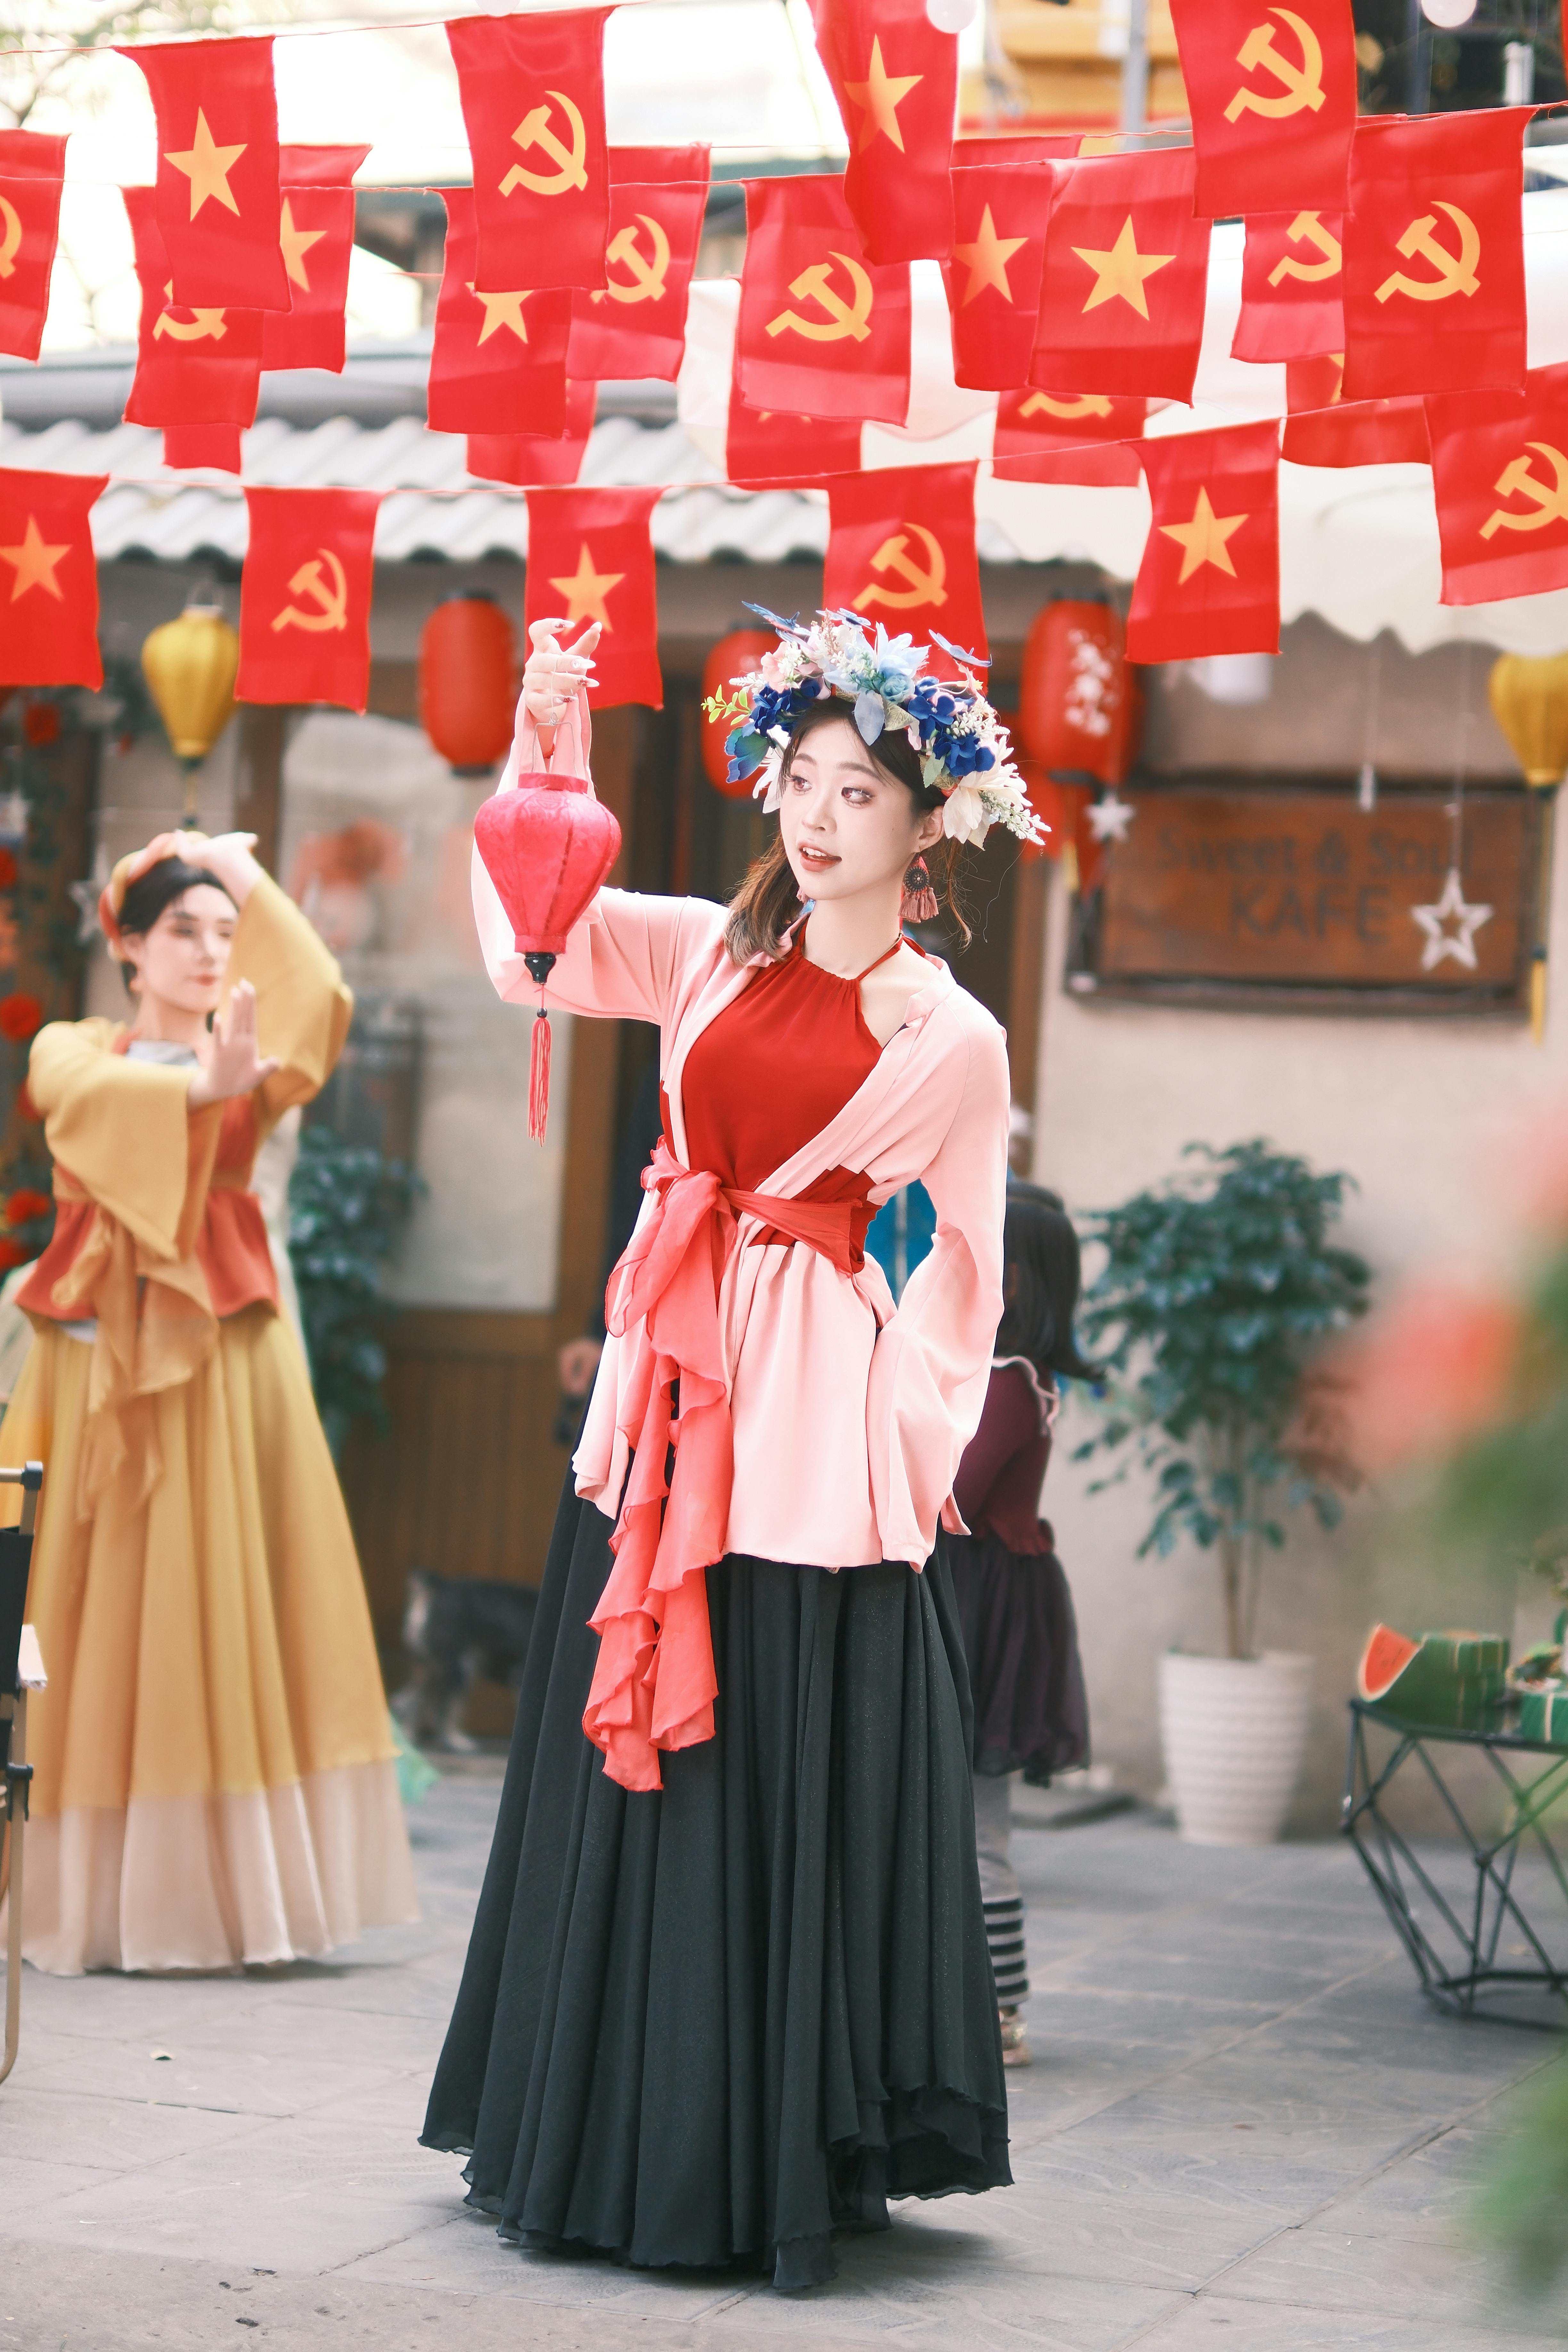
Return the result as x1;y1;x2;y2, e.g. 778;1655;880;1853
1343;1698;1568;2026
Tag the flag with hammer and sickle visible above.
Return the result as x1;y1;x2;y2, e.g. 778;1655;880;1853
943;151;1074;393
447;9;611;297
1029;149;1211;405
238;487;383;711
1170;0;1357;218
736;175;911;427
428;189;572;439
1127;422;1280;666
0;130;66;365
724;339;864;488
119;37;290;313
1279;354;1429;466
1233;209;1344;363
993;388;1146;485
260;144;372;377
524;487;665;709
1426;366;1568;607
824;463;986;675
813;0;959;265
468;381;598;490
121;187;263;435
0;465;109;689
567;147;710;384
1342;112;1530;402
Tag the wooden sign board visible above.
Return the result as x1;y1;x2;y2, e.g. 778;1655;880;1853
1080;783;1534;1010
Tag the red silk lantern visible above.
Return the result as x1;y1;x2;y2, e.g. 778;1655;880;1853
419;594;517;776
474;773;622;1142
1018;601;1142;787
700;629;773;797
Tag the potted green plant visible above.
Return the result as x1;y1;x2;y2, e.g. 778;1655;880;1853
1075;1140;1371;1844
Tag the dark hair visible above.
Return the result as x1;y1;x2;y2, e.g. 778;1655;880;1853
116;856;234;991
996;1180;1100;1383
723;701;970;964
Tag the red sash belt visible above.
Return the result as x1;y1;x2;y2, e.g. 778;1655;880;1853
583;1136;857;1792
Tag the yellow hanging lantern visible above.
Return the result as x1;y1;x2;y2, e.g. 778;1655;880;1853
140;593;240;818
1488;652;1568;1046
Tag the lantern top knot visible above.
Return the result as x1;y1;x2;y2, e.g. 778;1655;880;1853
702;606;1045;849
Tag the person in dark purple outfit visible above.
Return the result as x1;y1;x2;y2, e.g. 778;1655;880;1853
946;1182;1096;2068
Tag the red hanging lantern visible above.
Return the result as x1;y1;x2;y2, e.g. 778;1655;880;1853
1018;601;1142;787
700;629;774;798
474;774;622;1143
418;593;518;776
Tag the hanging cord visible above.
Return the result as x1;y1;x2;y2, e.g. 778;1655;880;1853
1449;639;1474;880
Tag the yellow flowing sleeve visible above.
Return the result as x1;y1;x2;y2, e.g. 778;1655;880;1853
27;1019;221;1262
225;870;354;1129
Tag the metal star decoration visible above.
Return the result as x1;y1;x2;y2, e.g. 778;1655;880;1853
0;791;29;847
1086;790;1136;844
68;844;110;946
1411;866;1493;971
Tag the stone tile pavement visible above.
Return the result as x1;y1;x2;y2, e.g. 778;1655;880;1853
1;1772;1564;2352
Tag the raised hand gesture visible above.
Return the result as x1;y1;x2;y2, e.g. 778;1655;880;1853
187;980;280;1109
521;617;601;738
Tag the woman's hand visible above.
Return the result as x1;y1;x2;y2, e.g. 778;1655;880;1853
189;831;264;908
522;618;601;742
187;981;279;1108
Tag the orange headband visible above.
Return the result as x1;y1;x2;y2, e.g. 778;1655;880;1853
98;830;213;955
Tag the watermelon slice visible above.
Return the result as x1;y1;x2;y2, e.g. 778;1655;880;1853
1358;1624;1510;1728
1359;1625;1420;1701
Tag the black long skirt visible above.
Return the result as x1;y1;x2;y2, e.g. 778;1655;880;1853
945;1529;1091;1782
420;1473;1012;2290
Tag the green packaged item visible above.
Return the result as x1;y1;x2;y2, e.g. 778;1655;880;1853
1518;1684;1568;1746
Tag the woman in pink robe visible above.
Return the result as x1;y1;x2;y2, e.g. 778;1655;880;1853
423;614;1033;2289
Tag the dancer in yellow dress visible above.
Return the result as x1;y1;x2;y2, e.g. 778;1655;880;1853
1;829;416;1973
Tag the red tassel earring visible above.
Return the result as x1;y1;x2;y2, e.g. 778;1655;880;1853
901;856;938;925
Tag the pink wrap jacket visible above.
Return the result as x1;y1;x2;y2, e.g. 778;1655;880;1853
472;695;1010;1790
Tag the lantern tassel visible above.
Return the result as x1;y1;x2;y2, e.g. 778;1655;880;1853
529;1005;553;1144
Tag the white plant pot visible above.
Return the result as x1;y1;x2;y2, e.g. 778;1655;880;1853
1157;1650;1314;1847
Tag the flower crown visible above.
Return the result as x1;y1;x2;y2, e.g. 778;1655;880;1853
702;608;1045;850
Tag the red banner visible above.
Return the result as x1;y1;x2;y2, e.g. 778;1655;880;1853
943;161;1059;393
736;176;910;426
1170;0;1357;217
0;130;67;363
1425;366;1568;606
813;0;957;262
122;186;262;430
1232;209;1343;363
467;381;597;487
1342;111;1529;401
1030;148;1211;403
953;135;1081;164
566;152;709;384
261;143;370;375
162;424;242;473
993;387;1145;484
238;486;382;710
0;467;107;689
724;342;863;487
121;36;289;312
524;486;663;709
447;9;611;295
823;462;985;669
429;188;571;438
1282;352;1429;465
1128;423;1280;663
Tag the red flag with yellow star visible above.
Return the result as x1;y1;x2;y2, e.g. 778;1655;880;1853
1281;353;1428;464
429;189;571;438
736;176;911;426
447;9;611;296
1341;111;1529;402
121;36;289;312
0;467;107;688
1030;148;1211;403
566;147;710;384
1128;423;1280;663
468;382;597;488
261;144;371;375
0;130;67;364
525;487;663;709
823;462;985;673
1170;0;1358;217
1424;366;1568;607
122;186;263;432
993;387;1145;484
1232;209;1343;362
943;161;1060;393
812;0;957;263
238;486;382;710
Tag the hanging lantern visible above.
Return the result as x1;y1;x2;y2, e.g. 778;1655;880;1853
474;774;621;1143
700;630;774;798
1489;652;1568;1047
1018;601;1143;787
419;593;518;777
140;592;240;819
